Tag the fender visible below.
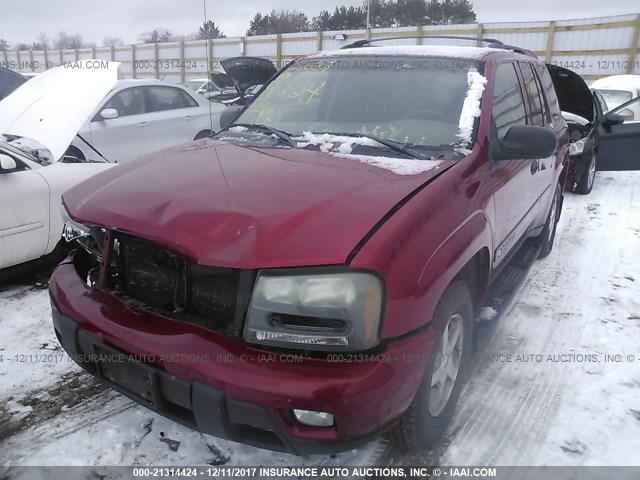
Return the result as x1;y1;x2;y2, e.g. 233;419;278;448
414;211;493;330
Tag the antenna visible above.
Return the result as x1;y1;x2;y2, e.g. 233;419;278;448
203;0;214;137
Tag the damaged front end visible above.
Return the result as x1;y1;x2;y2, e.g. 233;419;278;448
70;229;249;337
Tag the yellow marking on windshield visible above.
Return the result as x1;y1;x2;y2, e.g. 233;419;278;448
305;81;326;104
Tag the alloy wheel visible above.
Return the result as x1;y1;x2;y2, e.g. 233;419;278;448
429;313;464;417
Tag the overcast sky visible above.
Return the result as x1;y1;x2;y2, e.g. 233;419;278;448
2;0;638;46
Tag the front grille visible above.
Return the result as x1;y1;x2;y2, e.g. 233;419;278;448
105;233;244;331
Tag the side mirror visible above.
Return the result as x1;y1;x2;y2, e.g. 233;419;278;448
220;106;243;130
100;108;119;120
614;109;633;123
491;125;557;161
0;154;18;171
603;112;626;125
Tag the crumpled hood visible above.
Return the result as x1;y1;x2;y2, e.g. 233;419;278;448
63;140;453;269
0;60;119;160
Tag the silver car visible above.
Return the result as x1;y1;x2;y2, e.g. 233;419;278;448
67;79;225;164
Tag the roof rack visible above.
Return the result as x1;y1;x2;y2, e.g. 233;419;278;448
340;35;537;58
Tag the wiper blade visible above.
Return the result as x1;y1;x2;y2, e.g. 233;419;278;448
314;132;427;160
230;123;296;147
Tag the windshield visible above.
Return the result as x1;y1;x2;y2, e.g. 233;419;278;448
595;89;633;110
186;80;204;91
234;56;482;149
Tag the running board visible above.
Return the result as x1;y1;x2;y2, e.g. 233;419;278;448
479;238;540;325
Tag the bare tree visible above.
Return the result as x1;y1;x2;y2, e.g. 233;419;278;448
139;28;173;43
102;36;124;47
0;39;10;52
53;31;88;49
36;33;50;50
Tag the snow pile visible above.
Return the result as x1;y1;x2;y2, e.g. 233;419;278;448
457;69;487;145
294;131;380;154
330;152;442;175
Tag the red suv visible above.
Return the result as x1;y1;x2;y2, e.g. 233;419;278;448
50;39;640;454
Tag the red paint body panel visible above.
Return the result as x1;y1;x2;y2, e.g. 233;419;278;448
50;262;434;442
63;140;454;269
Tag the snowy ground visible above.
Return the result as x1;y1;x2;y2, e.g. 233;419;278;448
0;172;639;470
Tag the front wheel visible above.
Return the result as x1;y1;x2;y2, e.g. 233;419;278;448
575;152;596;195
388;280;473;450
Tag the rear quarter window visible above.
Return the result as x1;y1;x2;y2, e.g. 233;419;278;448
536;64;561;120
519;63;546;127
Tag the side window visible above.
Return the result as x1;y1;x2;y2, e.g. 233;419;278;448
520;63;545;127
147;86;197;112
103;87;146;117
536;65;561;120
492;63;527;139
612;96;640;123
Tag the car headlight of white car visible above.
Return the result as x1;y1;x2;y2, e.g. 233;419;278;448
61;205;91;242
568;139;585;157
243;271;384;351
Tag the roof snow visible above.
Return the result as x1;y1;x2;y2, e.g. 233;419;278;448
309;45;503;61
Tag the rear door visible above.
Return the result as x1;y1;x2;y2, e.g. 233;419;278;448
519;62;559;205
89;86;154;164
143;85;203;152
596;96;640;171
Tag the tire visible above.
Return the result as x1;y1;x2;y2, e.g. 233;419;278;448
575;151;596;195
538;183;562;259
388;280;473;450
194;130;214;140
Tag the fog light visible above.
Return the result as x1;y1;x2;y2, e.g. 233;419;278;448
292;409;334;427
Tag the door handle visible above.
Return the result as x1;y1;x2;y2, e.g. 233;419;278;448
183;115;192;120
530;159;539;175
138;122;148;127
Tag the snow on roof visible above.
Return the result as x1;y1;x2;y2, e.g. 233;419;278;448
308;44;504;61
329;152;443;175
591;74;640;91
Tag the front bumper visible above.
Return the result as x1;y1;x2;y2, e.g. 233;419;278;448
49;258;435;454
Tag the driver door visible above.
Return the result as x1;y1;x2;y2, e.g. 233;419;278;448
596;96;640;171
89;86;155;164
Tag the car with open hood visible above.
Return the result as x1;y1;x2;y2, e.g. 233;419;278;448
208;56;278;105
0;60;117;274
548;67;640;194
50;40;640;454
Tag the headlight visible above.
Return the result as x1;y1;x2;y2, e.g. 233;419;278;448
244;271;383;351
569;140;584;156
61;205;91;242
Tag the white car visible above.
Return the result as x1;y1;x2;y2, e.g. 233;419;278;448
66;79;225;164
0;60;118;272
591;75;640;111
